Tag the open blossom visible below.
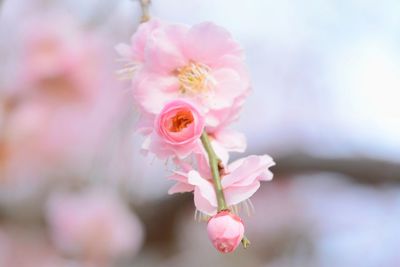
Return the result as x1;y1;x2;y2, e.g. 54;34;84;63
119;19;250;130
168;155;275;215
207;211;244;253
142;99;205;159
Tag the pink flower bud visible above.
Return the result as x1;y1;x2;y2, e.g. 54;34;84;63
207;211;244;253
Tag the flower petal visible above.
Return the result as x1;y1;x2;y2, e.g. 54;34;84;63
184;22;243;65
115;43;132;59
194;187;217;215
133;73;180;114
213;129;246;153
145;23;188;73
224;181;260;207
222;155;275;187
208;68;244;109
130;19;164;62
168;182;194;194
210;139;230;166
188;170;217;207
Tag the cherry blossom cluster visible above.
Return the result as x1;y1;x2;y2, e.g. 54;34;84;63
117;19;275;253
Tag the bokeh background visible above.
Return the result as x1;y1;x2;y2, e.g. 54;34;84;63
1;0;400;266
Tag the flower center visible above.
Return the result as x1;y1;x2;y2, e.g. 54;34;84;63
169;110;194;132
177;62;213;94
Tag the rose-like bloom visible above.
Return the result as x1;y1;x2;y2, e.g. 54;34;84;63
124;19;250;130
207;211;244;253
142;99;205;159
168;155;275;215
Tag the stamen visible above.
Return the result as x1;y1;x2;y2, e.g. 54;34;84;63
243;199;255;216
169;110;194;132
177;62;214;94
194;210;211;222
115;61;141;80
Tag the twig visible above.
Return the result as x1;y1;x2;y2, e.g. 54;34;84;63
139;0;151;23
270;152;400;184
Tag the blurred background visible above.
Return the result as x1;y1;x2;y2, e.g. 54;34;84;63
1;0;400;266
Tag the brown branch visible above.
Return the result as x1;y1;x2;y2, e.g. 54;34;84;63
272;152;400;184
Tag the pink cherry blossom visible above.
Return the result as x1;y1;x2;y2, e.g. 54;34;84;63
46;188;144;259
141;99;205;159
126;19;250;130
168;154;275;215
207;211;244;253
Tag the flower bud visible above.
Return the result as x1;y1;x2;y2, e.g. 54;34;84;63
207;211;244;253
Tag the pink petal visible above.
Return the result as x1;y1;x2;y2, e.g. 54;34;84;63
213;55;249;79
167;171;189;182
224;181;261;207
207;93;249;132
194;153;213;179
188;171;217;207
194;187;217;215
213;129;247;153
145;24;188;73
222;155;275;187
130;19;164;62
209;68;244;109
133;73;180;114
135;112;155;135
168;182;194;194
183;22;243;65
115;43;133;59
210;139;230;166
173;157;195;172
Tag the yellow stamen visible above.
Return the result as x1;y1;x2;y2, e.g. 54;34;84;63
115;60;141;80
177;62;214;94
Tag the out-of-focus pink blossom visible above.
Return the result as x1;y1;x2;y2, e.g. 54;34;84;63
141;99;205;159
16;15;109;103
168;155;275;215
207;211;244;253
0;14;126;183
46;188;144;259
118;19;250;130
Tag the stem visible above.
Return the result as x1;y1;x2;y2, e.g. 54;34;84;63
200;131;228;211
201;131;251;248
139;0;151;22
